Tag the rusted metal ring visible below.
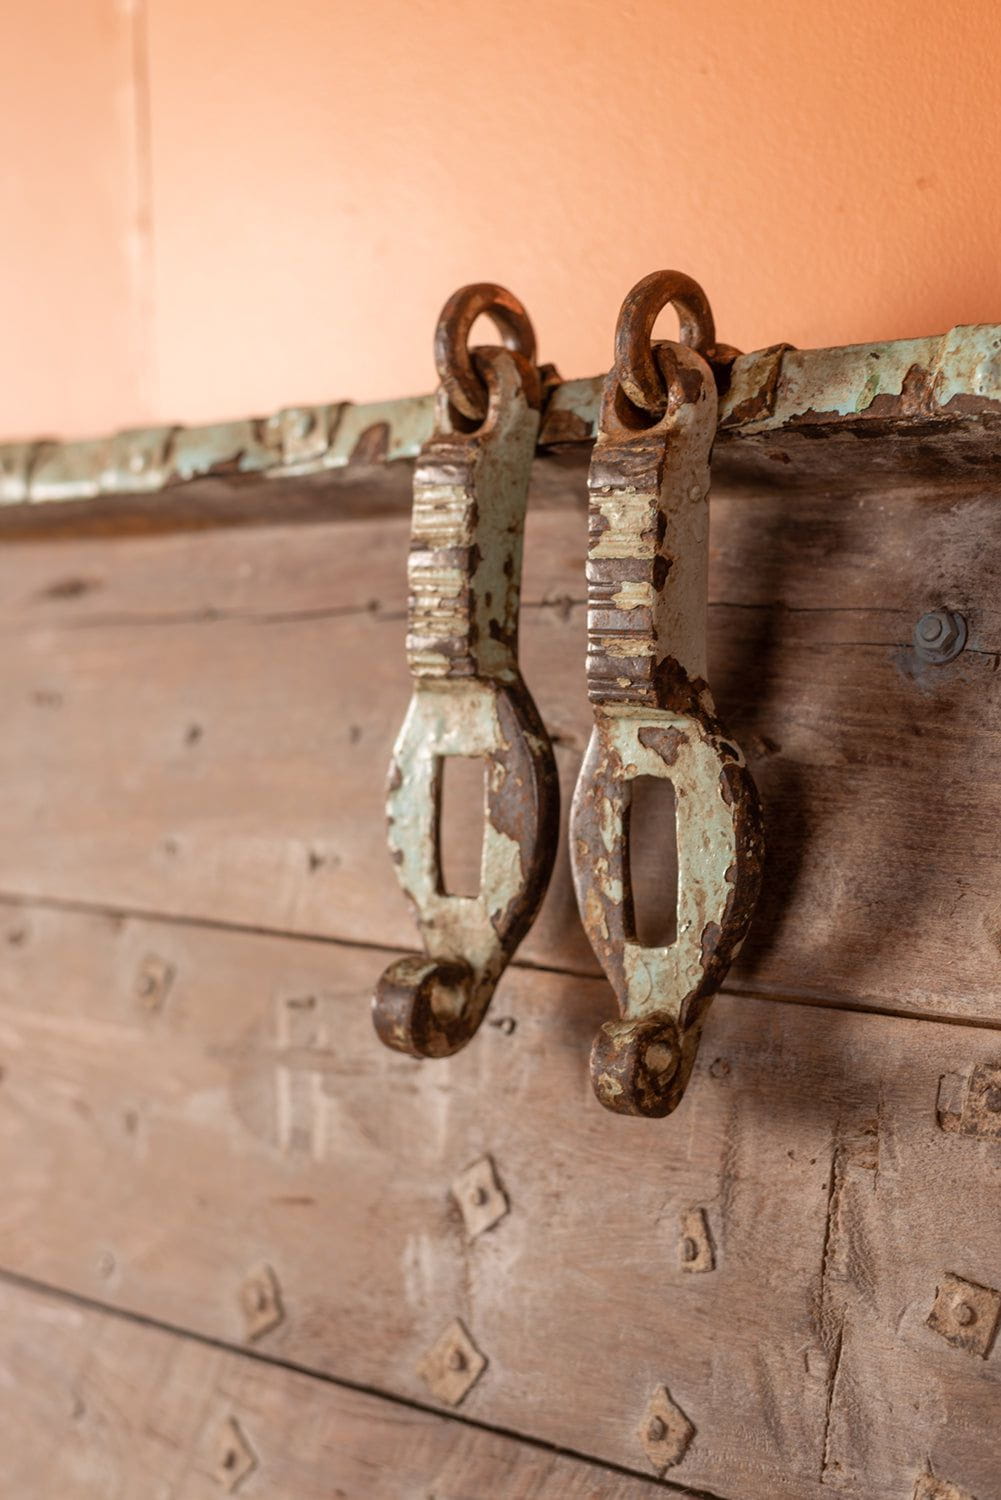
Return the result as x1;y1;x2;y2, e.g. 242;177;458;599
613;270;717;415
435;283;537;422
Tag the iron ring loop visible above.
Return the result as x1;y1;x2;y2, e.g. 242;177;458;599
613;270;717;415
434;283;537;422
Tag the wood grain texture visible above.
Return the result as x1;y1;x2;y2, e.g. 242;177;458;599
0;901;998;1498
0;481;999;1024
0;1278;684;1500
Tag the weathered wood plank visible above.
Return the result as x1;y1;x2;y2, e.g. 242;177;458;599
0;1277;683;1499
0;901;998;1498
0;482;998;1023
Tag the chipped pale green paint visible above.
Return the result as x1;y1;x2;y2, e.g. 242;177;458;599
602;710;742;1021
387;682;527;979
570;341;764;1119
5;325;1001;512
373;347;559;1061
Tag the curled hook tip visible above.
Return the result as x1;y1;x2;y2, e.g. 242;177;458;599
589;1015;687;1119
373;953;480;1059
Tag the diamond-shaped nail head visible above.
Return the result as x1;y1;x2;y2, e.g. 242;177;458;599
451;1154;509;1240
417;1319;487;1406
638;1385;695;1473
926;1272;1001;1358
214;1416;257;1492
239;1263;284;1341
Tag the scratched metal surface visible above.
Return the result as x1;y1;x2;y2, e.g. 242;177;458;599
2;324;1001;523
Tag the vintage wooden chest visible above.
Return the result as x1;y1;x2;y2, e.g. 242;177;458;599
1;326;1000;1499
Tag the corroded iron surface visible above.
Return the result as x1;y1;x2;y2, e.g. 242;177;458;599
5;325;1001;521
373;291;559;1059
570;275;763;1119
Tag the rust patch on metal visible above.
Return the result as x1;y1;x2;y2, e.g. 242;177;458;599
570;274;763;1120
538;406;590;444
926;1272;1001;1358
720;342;795;426
374;288;558;1060
349;421;390;466
637;724;686;766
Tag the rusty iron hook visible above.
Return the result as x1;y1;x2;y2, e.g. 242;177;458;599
373;288;559;1059
434;282;538;423
570;271;763;1117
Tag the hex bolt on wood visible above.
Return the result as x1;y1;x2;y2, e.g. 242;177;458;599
914;608;967;664
570;271;764;1118
373;285;559;1059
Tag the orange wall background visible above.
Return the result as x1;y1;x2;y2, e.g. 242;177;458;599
4;0;1001;441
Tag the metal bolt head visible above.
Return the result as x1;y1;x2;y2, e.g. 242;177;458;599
214;1416;257;1493
638;1385;696;1473
450;1154;509;1240
239;1263;284;1341
914;608;967;664
927;1271;1001;1357
417;1319;487;1407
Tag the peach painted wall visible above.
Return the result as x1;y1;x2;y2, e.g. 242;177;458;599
4;0;1001;440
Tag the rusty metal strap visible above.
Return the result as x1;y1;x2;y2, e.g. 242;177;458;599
4;325;1001;513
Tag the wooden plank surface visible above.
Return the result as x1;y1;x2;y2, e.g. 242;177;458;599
0;900;998;1498
0;1277;684;1500
0;482;999;1024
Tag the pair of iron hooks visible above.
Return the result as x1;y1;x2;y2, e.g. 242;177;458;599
373;272;764;1118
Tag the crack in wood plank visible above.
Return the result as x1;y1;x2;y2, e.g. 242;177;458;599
0;1267;728;1500
1;885;1001;1038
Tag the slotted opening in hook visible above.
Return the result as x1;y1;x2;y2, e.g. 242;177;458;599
437;755;486;898
626;776;679;948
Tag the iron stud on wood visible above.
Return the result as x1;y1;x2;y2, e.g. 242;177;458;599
638;1384;695;1473
417;1318;487;1407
